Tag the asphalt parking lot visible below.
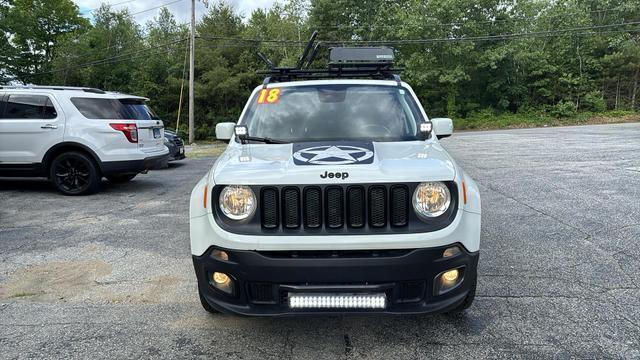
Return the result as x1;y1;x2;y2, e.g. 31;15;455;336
1;123;639;359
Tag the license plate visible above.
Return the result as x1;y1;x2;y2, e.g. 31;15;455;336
180;147;184;154
153;128;161;139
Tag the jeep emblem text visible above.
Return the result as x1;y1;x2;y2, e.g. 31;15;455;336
320;171;349;179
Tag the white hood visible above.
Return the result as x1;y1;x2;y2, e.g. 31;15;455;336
212;141;456;185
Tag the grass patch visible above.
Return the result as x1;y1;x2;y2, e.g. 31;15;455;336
10;291;39;298
454;110;640;131
186;141;227;158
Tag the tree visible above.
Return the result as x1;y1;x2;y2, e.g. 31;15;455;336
15;0;639;139
6;0;88;83
0;0;15;83
50;5;144;91
136;7;189;128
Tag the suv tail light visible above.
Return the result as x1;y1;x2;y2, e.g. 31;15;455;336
110;123;138;143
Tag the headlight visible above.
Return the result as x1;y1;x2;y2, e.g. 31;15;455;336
412;182;451;218
219;185;256;220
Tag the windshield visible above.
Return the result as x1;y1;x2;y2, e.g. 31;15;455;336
240;84;425;143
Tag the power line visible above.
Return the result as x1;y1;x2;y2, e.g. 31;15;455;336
131;0;186;17
19;22;640;78
71;1;188;50
196;22;640;45
82;0;186;16
82;0;138;14
313;5;635;30
62;30;186;59
195;28;640;50
22;38;188;78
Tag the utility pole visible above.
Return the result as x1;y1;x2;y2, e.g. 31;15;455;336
188;0;195;144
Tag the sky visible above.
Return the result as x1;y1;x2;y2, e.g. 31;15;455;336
73;0;278;25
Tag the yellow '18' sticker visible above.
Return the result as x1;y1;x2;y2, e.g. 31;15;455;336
257;88;281;104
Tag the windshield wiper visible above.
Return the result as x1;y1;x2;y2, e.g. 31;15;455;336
241;136;288;144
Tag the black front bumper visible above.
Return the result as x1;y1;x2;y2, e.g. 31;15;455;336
193;244;478;316
100;153;168;176
166;141;185;161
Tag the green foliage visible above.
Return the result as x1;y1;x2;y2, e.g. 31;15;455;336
582;91;606;112
4;0;88;83
550;100;577;118
1;0;638;139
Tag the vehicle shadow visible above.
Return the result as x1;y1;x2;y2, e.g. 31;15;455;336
0;178;55;193
0;176;169;195
163;161;187;170
191;310;493;357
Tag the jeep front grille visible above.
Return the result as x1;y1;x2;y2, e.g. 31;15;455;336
211;182;458;235
260;188;279;229
369;186;387;227
282;187;301;228
303;187;322;229
261;184;409;230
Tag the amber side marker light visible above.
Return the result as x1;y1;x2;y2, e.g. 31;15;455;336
443;246;461;258
212;249;229;261
203;184;208;208
462;180;467;204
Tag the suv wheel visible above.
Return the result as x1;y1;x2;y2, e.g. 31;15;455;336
106;174;137;183
50;152;101;195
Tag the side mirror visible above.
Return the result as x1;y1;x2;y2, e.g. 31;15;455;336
215;122;235;140
431;118;453;139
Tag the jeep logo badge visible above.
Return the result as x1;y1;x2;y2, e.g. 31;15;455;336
320;171;349;179
293;144;374;165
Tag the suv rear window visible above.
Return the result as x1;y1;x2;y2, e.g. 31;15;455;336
70;98;159;120
0;95;57;119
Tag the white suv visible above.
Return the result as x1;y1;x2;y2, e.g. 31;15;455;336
189;45;481;316
0;86;169;195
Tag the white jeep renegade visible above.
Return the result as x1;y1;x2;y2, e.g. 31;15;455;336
0;86;169;195
190;44;481;316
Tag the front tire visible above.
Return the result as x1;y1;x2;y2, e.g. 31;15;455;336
106;174;137;183
50;151;101;195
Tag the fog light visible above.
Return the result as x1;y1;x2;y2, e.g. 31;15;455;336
442;269;459;283
212;249;229;261
212;272;230;285
210;271;235;295
442;246;461;258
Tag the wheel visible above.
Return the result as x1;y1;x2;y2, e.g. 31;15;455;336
106;174;137;183
50;151;101;195
198;287;219;314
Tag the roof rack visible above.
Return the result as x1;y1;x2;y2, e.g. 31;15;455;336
257;31;402;84
0;85;107;94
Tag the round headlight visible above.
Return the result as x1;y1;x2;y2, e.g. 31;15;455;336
219;185;256;220
413;182;451;218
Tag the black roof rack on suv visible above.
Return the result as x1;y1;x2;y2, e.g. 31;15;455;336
257;31;402;84
0;85;107;94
